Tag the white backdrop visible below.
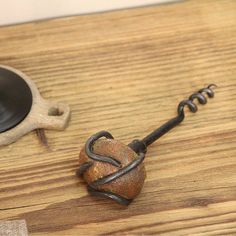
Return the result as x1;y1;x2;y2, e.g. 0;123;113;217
0;0;180;26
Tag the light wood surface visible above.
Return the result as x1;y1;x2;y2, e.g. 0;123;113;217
0;0;235;235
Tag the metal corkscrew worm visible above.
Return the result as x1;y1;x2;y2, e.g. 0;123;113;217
77;84;217;205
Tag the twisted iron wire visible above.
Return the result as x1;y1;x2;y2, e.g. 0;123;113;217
77;84;216;205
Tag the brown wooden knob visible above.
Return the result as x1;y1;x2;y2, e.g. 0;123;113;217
78;138;146;205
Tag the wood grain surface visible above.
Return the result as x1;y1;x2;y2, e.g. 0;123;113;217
0;0;235;235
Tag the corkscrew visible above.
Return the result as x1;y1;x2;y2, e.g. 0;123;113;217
77;84;217;205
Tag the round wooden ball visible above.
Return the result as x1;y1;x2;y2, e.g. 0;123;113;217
79;138;146;200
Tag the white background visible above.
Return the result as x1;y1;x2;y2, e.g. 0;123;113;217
0;0;180;26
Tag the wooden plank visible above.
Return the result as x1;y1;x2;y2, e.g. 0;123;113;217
0;0;235;235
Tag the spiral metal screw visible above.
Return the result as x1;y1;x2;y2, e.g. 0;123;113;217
77;84;217;205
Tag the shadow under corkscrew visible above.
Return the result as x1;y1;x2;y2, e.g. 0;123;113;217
77;84;217;205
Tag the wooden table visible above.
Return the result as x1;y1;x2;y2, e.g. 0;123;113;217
0;0;235;235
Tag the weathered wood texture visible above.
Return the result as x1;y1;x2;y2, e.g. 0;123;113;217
0;0;235;235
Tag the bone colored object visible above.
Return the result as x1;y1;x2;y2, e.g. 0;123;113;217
0;220;28;236
0;65;70;146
